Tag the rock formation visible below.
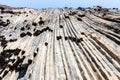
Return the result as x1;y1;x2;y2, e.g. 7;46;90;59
0;5;120;80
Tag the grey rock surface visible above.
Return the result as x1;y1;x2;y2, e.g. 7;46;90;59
0;5;120;80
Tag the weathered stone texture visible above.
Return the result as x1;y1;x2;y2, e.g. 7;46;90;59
0;5;120;80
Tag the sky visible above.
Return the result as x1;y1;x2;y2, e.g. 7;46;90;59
0;0;120;9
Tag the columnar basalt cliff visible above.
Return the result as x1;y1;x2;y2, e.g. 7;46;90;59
0;5;120;80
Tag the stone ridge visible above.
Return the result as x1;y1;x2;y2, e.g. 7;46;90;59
0;5;120;80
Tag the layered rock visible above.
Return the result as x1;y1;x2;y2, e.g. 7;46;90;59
0;5;120;80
